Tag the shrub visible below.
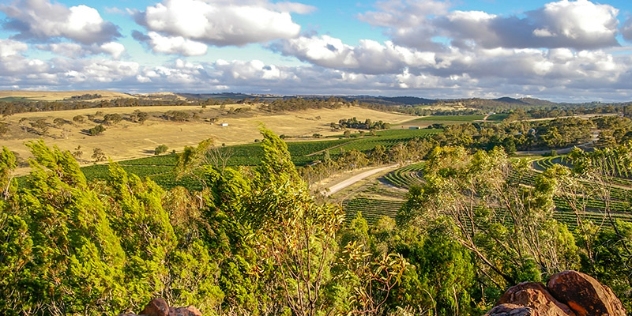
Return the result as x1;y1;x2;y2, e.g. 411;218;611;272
88;124;106;136
155;144;169;155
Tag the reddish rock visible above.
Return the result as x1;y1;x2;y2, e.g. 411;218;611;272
120;298;203;316
497;282;575;316
547;270;626;316
485;303;534;316
169;306;202;316
140;298;170;316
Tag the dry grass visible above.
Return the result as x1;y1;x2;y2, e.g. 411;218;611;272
0;90;135;101
1;104;417;172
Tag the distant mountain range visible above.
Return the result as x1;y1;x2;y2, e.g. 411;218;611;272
175;93;628;107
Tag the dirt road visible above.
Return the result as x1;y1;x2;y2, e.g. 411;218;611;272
325;165;397;196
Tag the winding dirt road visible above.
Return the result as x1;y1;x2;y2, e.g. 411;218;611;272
325;164;398;196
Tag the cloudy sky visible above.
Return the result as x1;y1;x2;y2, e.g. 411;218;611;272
1;0;632;102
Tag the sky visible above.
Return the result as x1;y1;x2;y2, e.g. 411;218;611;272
2;0;632;102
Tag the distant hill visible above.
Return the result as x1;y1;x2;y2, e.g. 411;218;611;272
341;95;437;105
177;92;255;100
494;97;529;105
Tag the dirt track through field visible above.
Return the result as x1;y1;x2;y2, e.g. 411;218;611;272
326;165;398;196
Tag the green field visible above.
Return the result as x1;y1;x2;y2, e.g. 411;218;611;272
487;113;509;121
81;129;441;189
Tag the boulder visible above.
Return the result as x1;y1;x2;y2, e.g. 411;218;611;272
140;298;170;316
119;298;202;316
169;306;202;316
497;282;575;316
485;303;534;316
547;270;626;316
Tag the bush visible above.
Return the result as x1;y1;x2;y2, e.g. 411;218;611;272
88;124;106;136
155;144;169;155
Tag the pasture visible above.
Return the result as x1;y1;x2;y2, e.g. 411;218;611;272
1;104;418;174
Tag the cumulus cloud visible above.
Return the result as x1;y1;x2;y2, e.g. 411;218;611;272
439;0;619;50
0;0;121;45
0;39;28;58
0;40;49;77
357;0;452;51
271;35;438;74
132;31;208;56
133;0;302;47
359;0;620;50
36;42;126;59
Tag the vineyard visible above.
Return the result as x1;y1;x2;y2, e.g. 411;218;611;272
382;162;425;189
80;129;441;190
342;197;403;223
338;154;632;227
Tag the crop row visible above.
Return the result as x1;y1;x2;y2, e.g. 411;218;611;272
382;163;425;189
342;198;403;224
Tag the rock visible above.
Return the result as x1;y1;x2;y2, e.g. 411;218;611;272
485;303;534;316
140;298;170;316
547;270;626;316
497;282;575;316
169;306;202;316
120;298;203;316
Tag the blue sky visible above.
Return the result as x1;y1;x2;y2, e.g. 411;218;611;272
2;0;632;102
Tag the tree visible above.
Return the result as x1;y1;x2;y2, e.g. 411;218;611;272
2;140;127;315
402;146;580;295
0;122;8;137
72;115;85;124
92;148;106;162
242;128;345;315
155;144;169;155
103;113;122;125
30;118;49;136
72;146;83;160
88;124;106;136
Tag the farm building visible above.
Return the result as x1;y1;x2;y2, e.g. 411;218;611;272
408;126;420;130
220;122;229;127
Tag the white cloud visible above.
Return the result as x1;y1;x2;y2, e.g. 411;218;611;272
272;35;438;74
100;42;126;59
0;0;120;44
141;32;208;56
0;39;28;58
359;0;620;50
134;0;302;47
36;42;126;59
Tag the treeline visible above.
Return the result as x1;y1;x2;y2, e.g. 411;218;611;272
258;96;354;112
0;97;188;117
434;116;632;153
335;117;390;130
364;100;632;120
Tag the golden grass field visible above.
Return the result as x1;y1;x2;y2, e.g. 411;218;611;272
1;103;419;173
0;90;137;101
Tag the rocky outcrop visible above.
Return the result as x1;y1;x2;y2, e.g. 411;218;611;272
497;282;576;316
119;298;202;316
486;270;626;316
547;271;626;316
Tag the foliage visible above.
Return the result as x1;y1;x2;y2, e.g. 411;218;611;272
155;144;169;155
88;124;106;136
